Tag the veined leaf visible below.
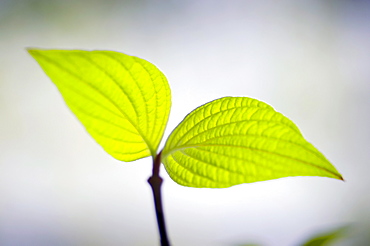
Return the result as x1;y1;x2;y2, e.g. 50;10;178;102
161;97;343;188
29;49;171;162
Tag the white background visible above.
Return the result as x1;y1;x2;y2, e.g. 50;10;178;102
1;0;369;245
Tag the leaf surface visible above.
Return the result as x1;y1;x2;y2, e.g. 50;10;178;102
29;49;171;161
161;97;342;188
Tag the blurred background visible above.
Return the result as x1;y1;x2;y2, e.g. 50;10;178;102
1;0;369;245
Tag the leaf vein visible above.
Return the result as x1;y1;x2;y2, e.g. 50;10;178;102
180;149;246;177
170;151;219;185
103;54;149;134
133;57;165;146
193;133;328;164
191;147;278;175
35;52;150;151
187;144;338;178
78;53;140;120
174;107;299;147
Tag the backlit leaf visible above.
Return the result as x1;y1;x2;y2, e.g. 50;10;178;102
29;49;171;162
161;97;342;188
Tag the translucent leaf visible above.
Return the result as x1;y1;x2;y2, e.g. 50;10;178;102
161;97;343;188
29;49;171;162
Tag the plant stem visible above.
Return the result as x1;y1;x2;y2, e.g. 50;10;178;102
148;151;171;246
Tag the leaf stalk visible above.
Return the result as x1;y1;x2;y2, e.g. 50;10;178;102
148;151;171;246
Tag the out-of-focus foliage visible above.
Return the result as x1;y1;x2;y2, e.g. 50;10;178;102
301;226;349;246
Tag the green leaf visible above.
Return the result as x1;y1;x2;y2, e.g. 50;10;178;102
161;97;343;188
301;226;349;246
29;49;171;162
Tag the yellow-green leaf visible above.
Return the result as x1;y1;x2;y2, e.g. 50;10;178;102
161;97;342;188
29;49;171;162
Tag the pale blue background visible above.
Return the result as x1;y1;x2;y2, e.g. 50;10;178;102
1;0;369;245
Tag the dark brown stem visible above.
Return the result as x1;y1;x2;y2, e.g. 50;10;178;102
148;151;171;246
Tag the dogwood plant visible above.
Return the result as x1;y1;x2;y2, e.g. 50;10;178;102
28;49;343;246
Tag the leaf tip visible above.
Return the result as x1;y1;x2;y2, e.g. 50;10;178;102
26;47;51;57
26;47;36;52
331;172;345;182
26;47;40;57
